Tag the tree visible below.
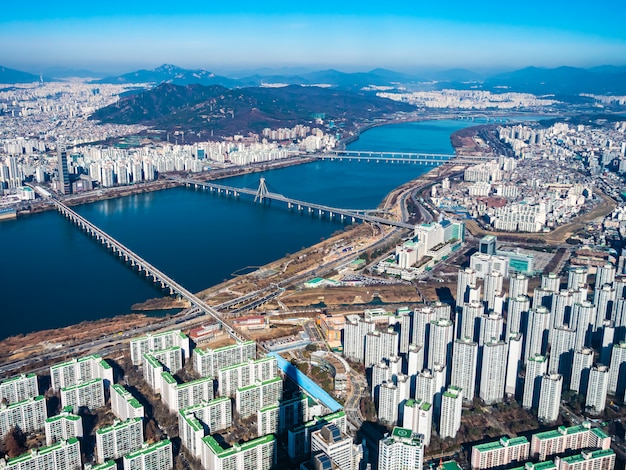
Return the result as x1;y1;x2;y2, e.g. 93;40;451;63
3;428;26;458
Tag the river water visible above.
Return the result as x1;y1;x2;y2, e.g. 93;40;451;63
0;119;476;339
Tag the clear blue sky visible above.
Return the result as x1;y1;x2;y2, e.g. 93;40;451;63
2;0;625;74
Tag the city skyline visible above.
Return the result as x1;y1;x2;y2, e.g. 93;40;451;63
1;1;626;74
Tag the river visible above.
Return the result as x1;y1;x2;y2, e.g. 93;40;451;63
0;119;478;339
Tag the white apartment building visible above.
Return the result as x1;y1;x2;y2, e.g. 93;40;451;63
50;355;113;391
96;418;144;463
451;337;478;402
608;342;626;396
480;341;507;405
440;386;463;439
586;366;609;414
538;374;562;423
44;409;83;445
201;434;276;470
378;427;424;470
0;395;47;437
0;373;38;404
428;319;453;370
364;329;399;368
570;348;594;394
111;384;145;421
530;423;611;461
235;377;283;419
342;316;375;363
402;399;432;446
178;397;233;459
505;333;523;396
130;330;190;365
555;449;615;470
218;356;277;396
471;436;530;470
193;340;256;378
378;382;401;425
523;355;547;409
161;373;213;413
0;438;81;470
123;439;173;470
60;378;105;412
257;404;280;437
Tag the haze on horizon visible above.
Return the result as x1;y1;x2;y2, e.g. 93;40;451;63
1;0;626;75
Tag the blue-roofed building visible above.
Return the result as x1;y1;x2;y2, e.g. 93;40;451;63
267;352;343;413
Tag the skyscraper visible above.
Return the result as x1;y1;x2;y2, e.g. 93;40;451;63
440;386;463;439
479;341;507;405
523;355;547;409
570;348;594;395
451;337;478;402
538;374;562;423
57;148;71;195
586;366;609;414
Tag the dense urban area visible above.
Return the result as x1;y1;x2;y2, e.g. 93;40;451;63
2;70;626;470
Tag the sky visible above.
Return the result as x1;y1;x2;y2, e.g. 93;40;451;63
1;1;626;74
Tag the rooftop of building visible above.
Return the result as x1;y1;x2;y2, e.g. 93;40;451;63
268;352;342;413
202;433;275;457
123;439;171;460
558;449;614;464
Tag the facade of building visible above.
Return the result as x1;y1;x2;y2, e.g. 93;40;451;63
111;384;145;421
50;355;113;391
0;438;81;470
402;399;432;446
530;424;611;461
122;439;173;470
479;341;507;405
218;357;277;396
555;449;615;470
178;397;233;459
378;427;424;470
470;436;530;470
161;374;214;413
440;386;463;439
95;418;144;463
310;424;355;470
44;409;83;446
538;375;562;423
193;340;256;378
201;434;276;470
0;395;47;438
0;373;38;405
129;330;190;366
235;377;283;419
586;366;609;414
60;378;105;412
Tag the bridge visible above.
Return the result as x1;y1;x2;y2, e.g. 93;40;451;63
319;150;494;165
172;177;416;230
50;198;251;343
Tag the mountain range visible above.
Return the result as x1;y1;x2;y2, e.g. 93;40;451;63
3;63;626;96
89;82;414;139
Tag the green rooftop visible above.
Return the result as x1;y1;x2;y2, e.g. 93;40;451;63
7;438;79;464
124;439;171;460
202;433;274;458
534;424;599;440
0;373;36;385
96;418;142;435
559;449;614;464
60;378;102;392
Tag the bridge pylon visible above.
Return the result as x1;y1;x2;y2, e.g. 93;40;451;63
254;177;269;203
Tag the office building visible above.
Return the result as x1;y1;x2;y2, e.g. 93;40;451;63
44;409;83;446
58;148;71;195
538;375;562;423
378;427;424;470
440;386;463;439
96;418;144;463
311;424;356;470
123;439;173;470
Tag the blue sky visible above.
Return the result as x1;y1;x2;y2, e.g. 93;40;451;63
2;1;625;74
